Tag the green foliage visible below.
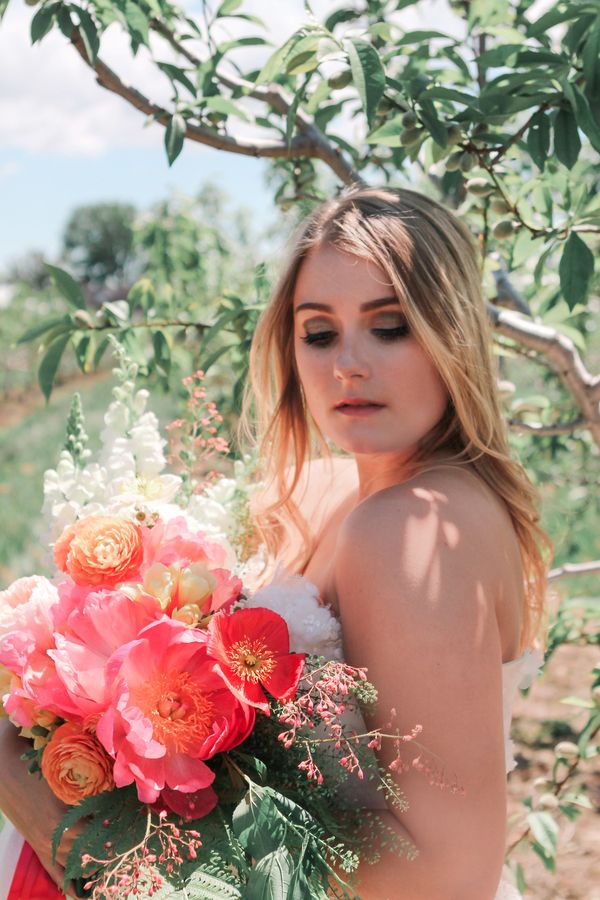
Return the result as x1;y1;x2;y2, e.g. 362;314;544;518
61;202;136;284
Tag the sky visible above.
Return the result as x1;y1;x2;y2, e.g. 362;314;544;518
0;0;460;274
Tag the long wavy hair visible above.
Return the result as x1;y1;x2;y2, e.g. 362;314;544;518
242;186;552;651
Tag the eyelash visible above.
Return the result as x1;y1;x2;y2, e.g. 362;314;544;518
300;325;410;347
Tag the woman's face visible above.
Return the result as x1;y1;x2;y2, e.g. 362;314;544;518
292;243;449;458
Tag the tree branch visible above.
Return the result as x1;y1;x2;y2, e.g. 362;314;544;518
506;417;586;435
486;304;600;447
68;29;362;180
549;560;600;581
149;17;365;187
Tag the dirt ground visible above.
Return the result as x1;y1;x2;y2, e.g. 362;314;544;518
507;643;599;899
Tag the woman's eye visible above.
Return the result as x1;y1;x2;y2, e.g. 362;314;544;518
301;331;336;346
372;324;410;341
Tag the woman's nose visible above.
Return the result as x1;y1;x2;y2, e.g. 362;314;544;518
333;339;370;380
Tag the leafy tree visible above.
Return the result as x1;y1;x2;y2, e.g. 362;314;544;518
61;201;137;284
2;0;600;890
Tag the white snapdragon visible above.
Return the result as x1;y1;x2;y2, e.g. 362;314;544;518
187;477;238;541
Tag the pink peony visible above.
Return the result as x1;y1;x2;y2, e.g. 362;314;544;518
0;576;64;727
47;587;161;721
96;618;255;804
141;516;228;571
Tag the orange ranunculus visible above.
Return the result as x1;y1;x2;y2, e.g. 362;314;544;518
41;722;115;805
54;516;144;587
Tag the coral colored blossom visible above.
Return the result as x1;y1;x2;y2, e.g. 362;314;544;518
95;618;255;804
207;609;305;714
41;721;115;805
54;516;144;587
47;587;161;720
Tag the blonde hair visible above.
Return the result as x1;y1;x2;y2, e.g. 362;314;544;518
242;187;551;651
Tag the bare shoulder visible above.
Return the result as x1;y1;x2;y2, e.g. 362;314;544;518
340;465;516;567
335;466;523;655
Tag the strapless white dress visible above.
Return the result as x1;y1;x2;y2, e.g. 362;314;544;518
247;571;543;900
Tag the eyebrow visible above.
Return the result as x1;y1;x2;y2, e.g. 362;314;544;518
294;296;399;314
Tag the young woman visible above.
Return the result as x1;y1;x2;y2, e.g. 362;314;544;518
245;186;550;899
0;186;548;899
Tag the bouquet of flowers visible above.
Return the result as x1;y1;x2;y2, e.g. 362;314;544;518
0;354;423;899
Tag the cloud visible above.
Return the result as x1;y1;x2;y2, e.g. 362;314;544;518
0;3;174;155
0;160;22;179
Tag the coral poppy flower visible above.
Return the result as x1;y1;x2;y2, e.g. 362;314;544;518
207;608;305;714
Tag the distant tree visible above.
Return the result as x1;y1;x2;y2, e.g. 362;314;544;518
61;202;136;284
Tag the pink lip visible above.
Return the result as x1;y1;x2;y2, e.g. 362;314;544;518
335;399;384;417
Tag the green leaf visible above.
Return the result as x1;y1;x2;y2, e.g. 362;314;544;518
127;277;156;313
582;21;600;98
256;34;300;84
17;314;72;345
245;848;301;900
562;80;600;153
157;62;196;96
559;232;594;308
46;264;86;309
38;333;71;402
152;331;171;376
345;38;385;129
425;86;478;105
205;95;250;121
56;6;73;39
527;111;550;169
418;98;447;147
123;0;149;45
76;8;99;63
526;811;559;861
232;788;286;861
165;113;186;165
31;2;59;43
366;116;404;146
560;696;595;709
0;0;10;24
395;29;455;46
217;0;243;15
553;108;581;169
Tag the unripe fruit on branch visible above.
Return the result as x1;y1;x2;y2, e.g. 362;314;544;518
532;777;554;793
536;793;559;811
459;151;476;172
554;741;580;762
401;127;424;146
492;219;516;240
73;310;95;328
328;70;352;90
445;151;463;172
446;124;462;146
465;177;495;197
490;197;511;215
402;111;417;128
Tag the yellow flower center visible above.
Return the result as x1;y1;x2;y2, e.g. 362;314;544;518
133;671;215;752
228;639;275;683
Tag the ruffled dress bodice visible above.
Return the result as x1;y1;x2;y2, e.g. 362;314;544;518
247;570;543;900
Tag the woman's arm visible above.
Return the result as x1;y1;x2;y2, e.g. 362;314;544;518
0;716;76;889
334;473;511;900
